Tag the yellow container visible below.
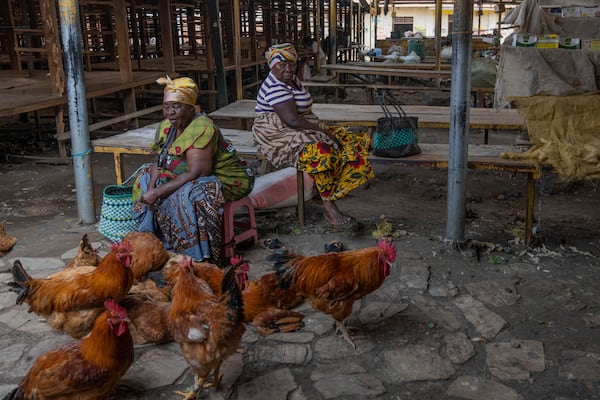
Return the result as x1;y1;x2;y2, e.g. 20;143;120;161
536;34;559;49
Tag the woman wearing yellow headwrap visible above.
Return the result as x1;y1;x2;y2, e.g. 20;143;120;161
253;43;373;225
131;76;254;263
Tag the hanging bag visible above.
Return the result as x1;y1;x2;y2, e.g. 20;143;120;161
98;167;144;242
373;91;421;158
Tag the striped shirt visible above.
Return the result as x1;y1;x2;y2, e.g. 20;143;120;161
255;72;313;113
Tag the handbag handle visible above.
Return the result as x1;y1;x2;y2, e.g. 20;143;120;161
375;90;408;120
122;164;148;186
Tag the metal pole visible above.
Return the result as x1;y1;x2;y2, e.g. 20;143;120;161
445;0;473;242
329;0;336;64
58;0;95;224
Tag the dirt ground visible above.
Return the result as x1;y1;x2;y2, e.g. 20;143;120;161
2;137;600;258
2;88;600;399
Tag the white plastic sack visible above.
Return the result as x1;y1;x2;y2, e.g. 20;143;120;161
249;167;316;209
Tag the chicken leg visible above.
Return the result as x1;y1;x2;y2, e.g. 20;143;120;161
335;320;357;350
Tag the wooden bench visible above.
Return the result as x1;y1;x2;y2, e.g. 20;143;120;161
208;100;525;144
92;123;539;244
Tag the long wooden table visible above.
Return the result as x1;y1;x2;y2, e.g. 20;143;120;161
321;63;452;86
91;123;260;184
322;63;452;79
207;99;525;132
92;121;539;244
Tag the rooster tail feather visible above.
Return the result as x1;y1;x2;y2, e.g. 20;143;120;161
11;260;31;283
272;260;295;290
222;266;244;319
10;260;31;305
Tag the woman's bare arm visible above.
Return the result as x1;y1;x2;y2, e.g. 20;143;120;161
141;143;214;205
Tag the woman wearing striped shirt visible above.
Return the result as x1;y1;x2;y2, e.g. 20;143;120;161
252;43;374;225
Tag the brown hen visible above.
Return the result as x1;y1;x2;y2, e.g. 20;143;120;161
123;231;172;280
168;256;247;399
242;271;305;335
63;233;101;269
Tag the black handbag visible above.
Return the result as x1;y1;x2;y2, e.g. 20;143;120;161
373;92;421;158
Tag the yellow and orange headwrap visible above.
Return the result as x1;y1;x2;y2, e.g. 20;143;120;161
265;43;298;69
156;76;198;106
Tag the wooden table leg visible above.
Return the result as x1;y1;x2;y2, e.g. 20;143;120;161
114;152;124;184
525;172;535;244
297;170;305;227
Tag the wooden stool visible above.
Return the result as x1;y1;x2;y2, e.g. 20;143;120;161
222;196;259;258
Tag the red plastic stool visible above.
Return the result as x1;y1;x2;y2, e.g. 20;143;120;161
222;196;259;258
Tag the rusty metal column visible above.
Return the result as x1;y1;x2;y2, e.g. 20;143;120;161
328;0;336;64
445;0;473;242
58;0;95;224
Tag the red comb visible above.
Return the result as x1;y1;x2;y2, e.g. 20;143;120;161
230;255;243;267
104;299;127;318
111;240;133;253
181;255;193;268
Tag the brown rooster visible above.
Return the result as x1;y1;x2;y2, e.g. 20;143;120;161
10;240;134;315
168;256;247;399
123;231;172;281
3;299;134;400
273;240;397;349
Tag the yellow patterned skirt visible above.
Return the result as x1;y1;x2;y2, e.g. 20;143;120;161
297;126;374;201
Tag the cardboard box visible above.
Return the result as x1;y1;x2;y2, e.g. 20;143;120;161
536;34;559;48
559;38;580;49
561;6;582;17
581;39;600;51
581;6;600;17
513;34;537;47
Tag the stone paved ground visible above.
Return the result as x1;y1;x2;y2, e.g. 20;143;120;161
1;216;600;400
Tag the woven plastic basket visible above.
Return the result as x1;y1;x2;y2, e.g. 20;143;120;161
98;184;137;242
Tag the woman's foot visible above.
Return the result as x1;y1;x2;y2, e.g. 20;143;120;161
322;201;352;225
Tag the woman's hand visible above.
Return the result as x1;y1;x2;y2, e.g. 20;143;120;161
273;101;341;148
140;188;160;205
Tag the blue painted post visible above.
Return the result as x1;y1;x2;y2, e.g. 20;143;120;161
446;0;473;242
58;0;96;224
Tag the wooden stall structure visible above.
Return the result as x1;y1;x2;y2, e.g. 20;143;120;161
0;0;367;158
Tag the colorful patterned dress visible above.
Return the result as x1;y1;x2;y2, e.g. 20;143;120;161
253;72;373;202
132;114;254;262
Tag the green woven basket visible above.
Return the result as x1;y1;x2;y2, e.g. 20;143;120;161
98;184;137;242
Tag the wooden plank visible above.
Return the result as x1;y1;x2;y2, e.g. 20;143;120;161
208;100;525;131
